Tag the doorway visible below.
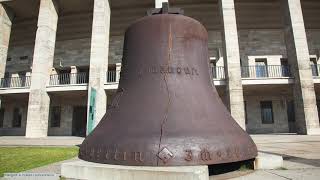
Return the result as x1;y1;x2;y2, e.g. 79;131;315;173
72;106;87;137
287;101;296;133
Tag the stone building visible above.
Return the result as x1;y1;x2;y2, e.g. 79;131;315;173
0;0;320;137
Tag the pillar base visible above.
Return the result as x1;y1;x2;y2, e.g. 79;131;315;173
61;160;209;180
307;128;320;135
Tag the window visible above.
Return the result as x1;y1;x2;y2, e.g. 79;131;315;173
7;57;11;62
255;58;268;77
0;109;4;128
280;58;290;77
310;58;318;76
260;101;274;124
50;106;61;127
12;108;22;128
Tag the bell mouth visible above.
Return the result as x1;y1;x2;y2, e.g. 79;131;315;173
208;159;255;177
78;133;257;166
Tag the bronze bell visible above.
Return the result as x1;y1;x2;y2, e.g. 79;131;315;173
79;4;257;166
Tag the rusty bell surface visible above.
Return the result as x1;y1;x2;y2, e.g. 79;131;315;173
79;13;258;166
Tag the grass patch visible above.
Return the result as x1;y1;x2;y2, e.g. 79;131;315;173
276;167;288;170
0;147;78;177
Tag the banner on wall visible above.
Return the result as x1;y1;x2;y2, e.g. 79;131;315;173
87;87;96;135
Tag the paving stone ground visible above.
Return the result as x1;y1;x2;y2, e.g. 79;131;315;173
1;134;320;179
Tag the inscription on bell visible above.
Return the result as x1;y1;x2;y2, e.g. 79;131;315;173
148;66;199;76
157;147;174;163
184;150;193;161
200;149;211;161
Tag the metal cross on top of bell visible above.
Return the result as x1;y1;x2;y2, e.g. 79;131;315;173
147;2;184;15
79;2;258;166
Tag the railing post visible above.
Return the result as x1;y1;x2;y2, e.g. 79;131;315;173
116;63;121;82
10;73;19;88
26;72;31;87
70;66;77;84
50;68;57;86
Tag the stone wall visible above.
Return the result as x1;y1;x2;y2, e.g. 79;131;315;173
5;29;320;74
3;28;320;135
6;45;33;74
0;100;28;136
307;30;320;57
53;38;91;68
48;105;73;136
5;36;124;73
48;94;87;136
245;95;290;134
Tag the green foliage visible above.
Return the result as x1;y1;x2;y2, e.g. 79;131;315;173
0;147;78;177
239;164;251;171
276;167;288;170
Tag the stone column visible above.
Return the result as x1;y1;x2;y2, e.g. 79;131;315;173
155;0;168;8
219;0;246;129
25;0;58;138
0;4;13;108
282;0;320;135
0;4;12;79
87;0;110;134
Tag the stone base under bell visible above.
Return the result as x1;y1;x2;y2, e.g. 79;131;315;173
61;160;209;180
254;153;283;170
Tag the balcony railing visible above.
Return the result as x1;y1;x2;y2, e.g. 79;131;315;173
241;65;291;78
311;64;320;77
212;66;225;79
0;76;31;88
49;73;88;86
107;71;117;83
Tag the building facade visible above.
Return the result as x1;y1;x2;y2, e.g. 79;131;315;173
0;0;320;137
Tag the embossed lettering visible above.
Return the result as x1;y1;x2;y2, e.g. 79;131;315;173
105;150;110;160
184;150;193;161
133;152;144;162
160;66;167;73
216;150;222;158
114;149;121;161
123;152;127;161
192;68;199;75
96;148;102;160
226;148;232;158
146;66;199;76
168;66;174;73
90;148;95;159
184;67;191;74
150;66;158;73
177;67;182;74
200;149;211;161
